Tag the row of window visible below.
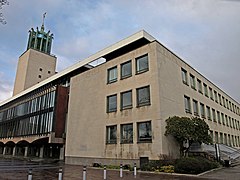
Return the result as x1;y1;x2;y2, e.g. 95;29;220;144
107;54;149;84
210;130;240;147
0;111;54;138
184;95;240;130
106;121;152;144
107;86;150;112
0;90;56;122
181;68;240;116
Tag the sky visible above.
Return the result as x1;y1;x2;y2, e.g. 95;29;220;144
0;0;240;103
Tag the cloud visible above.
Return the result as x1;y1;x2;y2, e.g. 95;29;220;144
0;72;13;102
0;0;240;102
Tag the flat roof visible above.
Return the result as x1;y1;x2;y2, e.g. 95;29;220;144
0;30;155;107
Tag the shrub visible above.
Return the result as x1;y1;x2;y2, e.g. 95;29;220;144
159;165;174;173
175;157;219;174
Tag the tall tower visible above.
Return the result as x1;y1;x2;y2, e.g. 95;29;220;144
13;14;57;96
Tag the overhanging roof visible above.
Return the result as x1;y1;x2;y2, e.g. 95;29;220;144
0;30;155;107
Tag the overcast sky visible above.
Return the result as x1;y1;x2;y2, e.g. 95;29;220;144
0;0;240;103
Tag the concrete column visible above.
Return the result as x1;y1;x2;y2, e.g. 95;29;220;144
3;147;6;155
39;146;44;158
24;147;29;157
59;146;64;160
12;146;17;156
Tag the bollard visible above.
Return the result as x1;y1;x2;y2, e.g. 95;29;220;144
83;165;87;180
58;167;63;180
120;164;123;178
28;169;32;180
103;165;107;180
134;163;137;177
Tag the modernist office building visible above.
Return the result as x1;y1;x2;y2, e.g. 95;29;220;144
0;24;240;165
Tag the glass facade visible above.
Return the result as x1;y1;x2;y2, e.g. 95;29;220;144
0;88;56;138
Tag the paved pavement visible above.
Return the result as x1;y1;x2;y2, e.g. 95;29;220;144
0;158;240;180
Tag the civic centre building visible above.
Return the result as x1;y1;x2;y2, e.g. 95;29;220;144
0;23;239;166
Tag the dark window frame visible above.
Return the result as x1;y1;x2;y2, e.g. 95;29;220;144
121;60;132;79
107;94;117;113
137;121;152;143
136;86;151;107
136;54;149;74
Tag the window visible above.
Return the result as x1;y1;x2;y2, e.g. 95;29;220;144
190;74;196;90
229;117;232;128
225;115;229;126
136;54;149;74
121;124;133;143
39;68;42;71
181;68;188;85
215;132;219;143
184;96;191;113
206;106;211;120
226;99;229;109
107;94;117;112
193;99;199;116
107;66;117;83
220;133;223;144
197;79;202;93
48;71;51;74
217;111;221;124
121;61;132;79
204;83;208;97
210;130;213;143
214;91;218;103
38;75;42;78
106;125;117;144
200;103;205;118
137;121;152;143
121;90;132;110
218;94;222;105
212;108;216;122
209;87;213;100
137;86;150;107
222;96;226;107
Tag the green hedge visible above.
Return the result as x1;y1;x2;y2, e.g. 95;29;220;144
174;157;219;174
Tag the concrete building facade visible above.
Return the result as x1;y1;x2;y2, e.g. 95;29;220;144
0;28;240;166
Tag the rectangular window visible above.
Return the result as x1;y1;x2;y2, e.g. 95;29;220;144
193;99;199;116
215;132;219;143
184;96;191;113
225;115;229;126
226;99;229;109
209;87;214;100
222;96;226;107
137;86;150;107
204;83;208;97
200;103;205;118
197;79;203;93
217;111;221;124
107;94;117;112
121;124;133;143
229;117;232;128
214;91;218;103
210;130;213;143
107;66;117;83
137;121;152;143
220;132;223;144
136;54;149;74
218;94;222;105
121;60;132;79
181;68;188;85
207;106;211;120
121;90;132;110
106;125;117;144
190;74;196;90
212;108;216;122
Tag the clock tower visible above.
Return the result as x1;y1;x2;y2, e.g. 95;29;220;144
13;14;57;96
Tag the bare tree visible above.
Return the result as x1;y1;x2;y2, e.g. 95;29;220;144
0;0;9;25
